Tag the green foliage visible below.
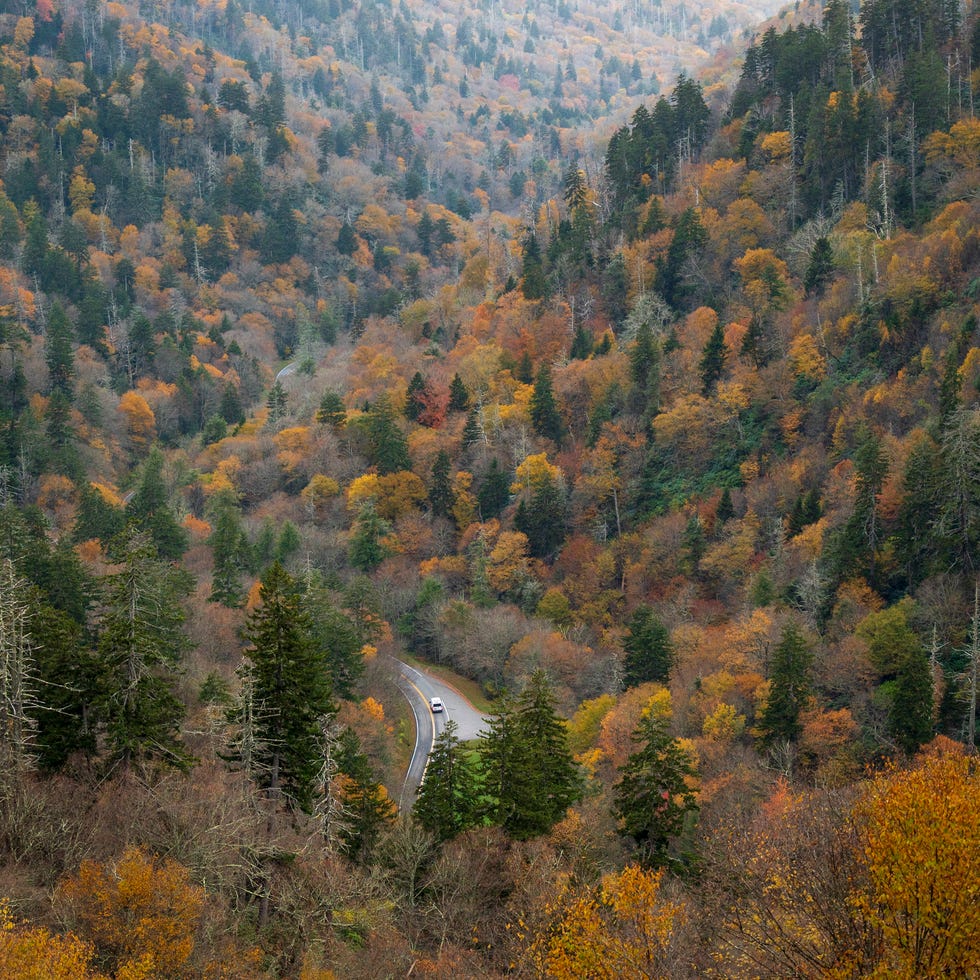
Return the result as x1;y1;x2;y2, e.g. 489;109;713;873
236;562;336;811
623;606;674;687
480;671;581;839
757;623;813;747
613;706;699;869
97;530;194;772
413;720;482;841
529;363;564;444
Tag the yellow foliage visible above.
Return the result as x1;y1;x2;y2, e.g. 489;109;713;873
302;474;340;512
853;744;980;979
274;426;312;453
0;899;106;980
347;472;381;510
117;391;156;449
788;332;827;380
361;696;385;722
760;130;792;161
701;702;746;742
529;865;685;979
512;452;561;493
58;846;205;978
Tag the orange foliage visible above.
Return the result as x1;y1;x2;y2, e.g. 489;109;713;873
58;846;205;978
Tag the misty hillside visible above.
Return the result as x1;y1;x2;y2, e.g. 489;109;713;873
2;0;980;976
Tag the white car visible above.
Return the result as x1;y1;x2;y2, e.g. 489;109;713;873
429;696;444;713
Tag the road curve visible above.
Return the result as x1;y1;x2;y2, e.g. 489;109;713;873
393;657;489;808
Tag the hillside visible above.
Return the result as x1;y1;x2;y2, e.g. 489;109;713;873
2;0;980;975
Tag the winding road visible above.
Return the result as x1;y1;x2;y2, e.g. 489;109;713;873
393;658;489;809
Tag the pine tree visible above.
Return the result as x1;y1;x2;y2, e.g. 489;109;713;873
757;623;813;746
265;380;288;428
613;705;698;869
890;645;934;755
514;474;569;559
335;727;396;860
237;562;335;811
623;606;674;687
349;502;392;572
803;236;835;295
530;363;564;444
413;720;481;841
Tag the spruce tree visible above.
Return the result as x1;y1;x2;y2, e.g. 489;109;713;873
698;319;727;395
613;706;698;869
207;490;251;607
481;671;581;839
428;449;454;518
237;562;335;811
413;719;480;841
530;362;564;444
365;394;411;474
448;373;470;412
125;447;189;561
478;457;511;518
623;606;674;687
757;623;813;746
316;389;347;428
44;302;75;399
97;531;193;772
405;371;427;421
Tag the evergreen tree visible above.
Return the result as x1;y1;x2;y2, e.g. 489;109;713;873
405;371;427;421
757;623;813;746
428;449;454;519
335;727;396;861
97;531;193;772
530;363;564;444
237;562;335;811
316;389;347;428
698;319;727;395
520;232;549;300
413;720;481;841
207;490;250;607
219;382;245;426
31;602;100;770
570;322;593;360
266;380;288;428
73;483;126;546
480;671;581;839
448;373;470;412
890;645;934;755
803;236;835;295
301;579;365;701
514;474;569;559
623;606;674;687
365;394;411;474
349;502;392;572
716;487;735;525
125;447;189;561
613;705;698;869
44;302;75;399
478;457;511;518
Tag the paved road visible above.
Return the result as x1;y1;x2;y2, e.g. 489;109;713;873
393;658;489;808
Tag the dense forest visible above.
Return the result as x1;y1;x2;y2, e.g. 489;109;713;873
2;0;980;975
